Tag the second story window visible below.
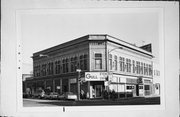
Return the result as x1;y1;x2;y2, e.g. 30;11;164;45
55;60;61;74
50;62;54;75
34;65;41;77
140;62;144;75
62;59;66;73
80;55;84;70
42;64;47;76
149;64;153;76
95;53;102;69
71;57;75;72
57;60;61;74
136;61;140;74
74;56;78;70
144;63;146;75
114;55;117;71
119;57;125;72
132;60;135;73
109;54;112;70
65;58;69;73
127;59;131;73
146;64;149;76
125;58;128;72
84;54;88;70
47;62;53;75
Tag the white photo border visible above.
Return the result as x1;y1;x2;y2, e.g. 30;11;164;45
1;1;179;117
16;8;164;112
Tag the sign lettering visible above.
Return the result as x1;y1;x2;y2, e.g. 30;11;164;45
85;72;107;81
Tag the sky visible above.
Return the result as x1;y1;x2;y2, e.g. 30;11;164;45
20;10;160;74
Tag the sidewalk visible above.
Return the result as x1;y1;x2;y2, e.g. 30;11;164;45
23;96;160;107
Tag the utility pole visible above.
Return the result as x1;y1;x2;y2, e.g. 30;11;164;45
76;69;81;101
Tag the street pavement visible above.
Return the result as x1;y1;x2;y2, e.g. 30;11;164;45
23;97;160;107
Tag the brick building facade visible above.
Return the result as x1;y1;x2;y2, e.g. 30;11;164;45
25;34;155;98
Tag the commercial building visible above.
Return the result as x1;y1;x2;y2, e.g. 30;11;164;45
25;34;155;99
152;63;161;96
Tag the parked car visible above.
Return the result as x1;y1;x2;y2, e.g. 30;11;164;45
44;92;59;100
49;92;59;100
44;93;51;99
23;93;29;98
64;92;77;101
58;93;65;100
32;90;45;99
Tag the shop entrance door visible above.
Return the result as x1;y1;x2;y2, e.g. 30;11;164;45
95;85;102;98
144;85;150;96
136;84;139;96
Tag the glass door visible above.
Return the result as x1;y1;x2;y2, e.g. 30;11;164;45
95;85;102;98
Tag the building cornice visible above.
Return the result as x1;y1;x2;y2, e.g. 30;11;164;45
33;34;154;59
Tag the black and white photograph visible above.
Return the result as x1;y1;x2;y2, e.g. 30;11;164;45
1;1;179;117
20;9;162;107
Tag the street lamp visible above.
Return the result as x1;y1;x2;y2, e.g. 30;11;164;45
76;69;81;101
107;46;123;98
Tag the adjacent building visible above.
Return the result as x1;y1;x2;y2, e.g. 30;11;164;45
25;34;156;99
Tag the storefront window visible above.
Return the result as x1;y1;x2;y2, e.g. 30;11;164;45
126;85;134;89
145;85;150;90
139;86;143;89
95;53;102;69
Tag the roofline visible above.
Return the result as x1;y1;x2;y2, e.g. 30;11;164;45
33;34;154;58
105;35;153;57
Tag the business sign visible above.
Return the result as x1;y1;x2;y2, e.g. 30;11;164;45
85;72;108;81
126;78;138;84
